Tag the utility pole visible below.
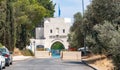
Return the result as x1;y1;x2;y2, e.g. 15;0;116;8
82;0;87;56
82;0;84;15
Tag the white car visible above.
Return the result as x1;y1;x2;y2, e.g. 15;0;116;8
0;52;5;70
0;47;13;66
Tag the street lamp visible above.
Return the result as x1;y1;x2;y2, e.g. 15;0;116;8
33;40;36;56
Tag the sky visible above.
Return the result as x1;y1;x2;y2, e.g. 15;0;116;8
52;0;91;19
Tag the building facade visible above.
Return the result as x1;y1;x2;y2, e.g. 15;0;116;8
31;18;71;51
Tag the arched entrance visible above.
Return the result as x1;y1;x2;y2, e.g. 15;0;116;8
51;41;65;58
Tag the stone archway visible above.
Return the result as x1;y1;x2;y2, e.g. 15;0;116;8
51;41;65;50
51;41;65;57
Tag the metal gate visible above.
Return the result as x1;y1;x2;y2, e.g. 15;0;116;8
51;50;61;58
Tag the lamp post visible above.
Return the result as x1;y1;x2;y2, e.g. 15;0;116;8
33;40;35;56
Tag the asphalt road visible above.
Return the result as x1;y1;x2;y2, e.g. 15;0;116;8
4;58;95;70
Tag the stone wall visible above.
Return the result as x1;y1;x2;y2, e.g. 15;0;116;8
35;51;51;58
61;51;81;61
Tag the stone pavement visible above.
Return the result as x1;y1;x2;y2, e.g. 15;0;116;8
5;58;94;70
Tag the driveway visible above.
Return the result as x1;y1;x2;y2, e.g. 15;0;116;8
5;58;95;70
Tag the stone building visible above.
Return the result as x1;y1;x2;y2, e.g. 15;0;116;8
30;18;71;53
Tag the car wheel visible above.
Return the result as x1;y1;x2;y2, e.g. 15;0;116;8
0;65;2;70
10;62;12;65
2;66;5;69
6;62;10;66
2;64;5;69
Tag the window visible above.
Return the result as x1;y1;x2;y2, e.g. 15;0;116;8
50;29;52;33
63;29;65;33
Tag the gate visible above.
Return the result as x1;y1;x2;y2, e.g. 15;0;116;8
51;50;61;58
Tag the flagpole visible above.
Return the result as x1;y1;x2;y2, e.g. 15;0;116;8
58;4;61;17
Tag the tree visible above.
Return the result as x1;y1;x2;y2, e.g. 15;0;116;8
80;0;120;69
6;0;16;51
83;0;120;54
68;12;84;49
0;0;55;50
13;0;55;50
37;0;55;17
0;0;15;51
0;0;6;45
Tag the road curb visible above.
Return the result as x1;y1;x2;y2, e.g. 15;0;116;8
13;56;33;62
82;61;98;70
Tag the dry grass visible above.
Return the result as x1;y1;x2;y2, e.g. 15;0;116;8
13;48;34;56
13;47;22;56
82;55;114;70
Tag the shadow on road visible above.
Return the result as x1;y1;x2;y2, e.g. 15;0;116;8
63;61;83;65
63;61;97;70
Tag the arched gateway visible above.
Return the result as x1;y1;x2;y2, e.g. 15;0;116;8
51;41;64;50
51;41;65;56
31;18;71;57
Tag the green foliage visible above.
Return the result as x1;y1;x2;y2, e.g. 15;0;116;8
0;43;3;48
88;21;120;54
68;12;84;49
0;0;55;50
13;0;55;50
84;0;120;54
84;0;120;69
109;46;120;70
51;42;64;50
86;0;118;24
0;0;15;51
37;0;55;17
0;0;6;45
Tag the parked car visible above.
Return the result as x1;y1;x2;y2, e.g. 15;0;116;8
0;51;5;70
0;47;13;66
78;47;91;56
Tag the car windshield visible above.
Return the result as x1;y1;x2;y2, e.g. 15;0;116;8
0;48;6;53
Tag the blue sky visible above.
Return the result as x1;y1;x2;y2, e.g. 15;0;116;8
52;0;91;18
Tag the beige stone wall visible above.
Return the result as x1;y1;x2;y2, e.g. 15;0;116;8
35;51;51;58
61;51;81;61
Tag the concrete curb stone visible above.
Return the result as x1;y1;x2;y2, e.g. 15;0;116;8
82;61;98;70
13;55;33;61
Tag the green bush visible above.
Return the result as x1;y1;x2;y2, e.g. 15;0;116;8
110;47;120;70
0;43;3;48
21;49;34;56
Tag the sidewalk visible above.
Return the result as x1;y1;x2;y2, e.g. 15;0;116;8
13;55;33;61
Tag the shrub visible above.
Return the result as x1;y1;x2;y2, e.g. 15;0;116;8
0;43;3;48
110;47;120;70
